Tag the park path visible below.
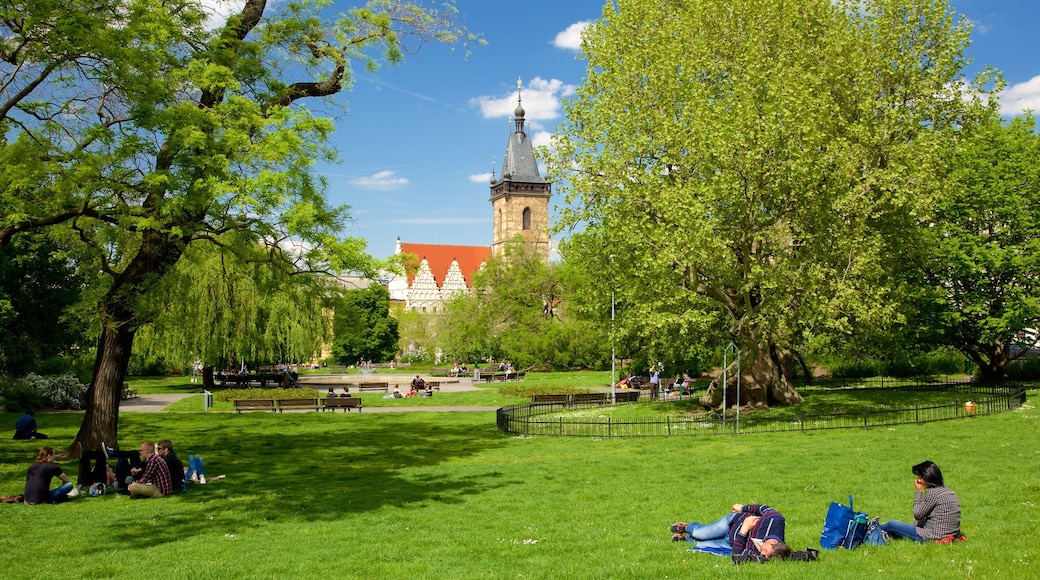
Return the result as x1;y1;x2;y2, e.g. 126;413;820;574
120;375;499;413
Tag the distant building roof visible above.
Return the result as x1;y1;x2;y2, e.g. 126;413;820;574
398;242;491;288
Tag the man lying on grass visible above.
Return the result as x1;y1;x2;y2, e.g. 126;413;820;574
671;503;792;563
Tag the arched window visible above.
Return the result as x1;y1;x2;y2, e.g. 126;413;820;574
522;207;532;230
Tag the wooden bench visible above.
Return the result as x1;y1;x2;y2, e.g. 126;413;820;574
234;398;276;413
322;397;363;412
570;393;609;405
531;394;569;404
357;382;389;392
277;398;319;412
614;390;640;403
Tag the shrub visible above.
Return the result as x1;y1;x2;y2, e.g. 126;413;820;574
1008;356;1040;381
498;384;594;398
0;376;45;413
20;373;88;410
214;387;320;403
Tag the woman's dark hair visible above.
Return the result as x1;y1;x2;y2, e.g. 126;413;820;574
912;460;944;487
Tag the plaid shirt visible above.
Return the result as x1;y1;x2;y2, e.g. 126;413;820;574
914;486;960;540
136;453;173;496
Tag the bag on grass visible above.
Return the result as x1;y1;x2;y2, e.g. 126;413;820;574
863;517;889;546
821;495;868;549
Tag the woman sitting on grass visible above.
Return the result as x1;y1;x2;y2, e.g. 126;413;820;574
24;446;77;505
879;460;962;543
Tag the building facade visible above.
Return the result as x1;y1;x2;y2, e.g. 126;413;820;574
388;79;551;311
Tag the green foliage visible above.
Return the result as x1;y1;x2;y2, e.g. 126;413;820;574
440;241;608;370
213;387;320;402
1007;356;1040;381
0;233;89;376
550;0;993;404
0;0;475;444
0;377;44;414
913;112;1040;378
1;373;89;410
331;285;399;364
496;383;595;398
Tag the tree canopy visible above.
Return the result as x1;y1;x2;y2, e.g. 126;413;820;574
550;0;993;407
331;284;399;364
0;0;473;451
914;112;1040;379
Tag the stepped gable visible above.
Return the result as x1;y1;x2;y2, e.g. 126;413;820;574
399;242;490;288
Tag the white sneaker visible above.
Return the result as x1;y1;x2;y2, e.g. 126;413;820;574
199;476;206;485
68;486;79;497
189;473;199;483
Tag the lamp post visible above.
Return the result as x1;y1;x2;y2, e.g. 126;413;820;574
610;289;616;403
722;342;740;433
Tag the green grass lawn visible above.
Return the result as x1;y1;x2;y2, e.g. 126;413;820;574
1;390;1037;578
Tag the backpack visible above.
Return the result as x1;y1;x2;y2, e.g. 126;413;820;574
821;495;868;549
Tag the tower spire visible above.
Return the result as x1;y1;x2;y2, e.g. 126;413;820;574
514;76;525;134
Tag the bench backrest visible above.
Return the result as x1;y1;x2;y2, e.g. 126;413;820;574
234;399;276;411
323;397;362;407
531;394;569;403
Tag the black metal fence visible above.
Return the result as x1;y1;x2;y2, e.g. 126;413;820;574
496;383;1027;438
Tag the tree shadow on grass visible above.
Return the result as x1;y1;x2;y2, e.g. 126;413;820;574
94;411;515;549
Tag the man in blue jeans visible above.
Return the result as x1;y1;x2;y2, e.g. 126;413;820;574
671;503;791;561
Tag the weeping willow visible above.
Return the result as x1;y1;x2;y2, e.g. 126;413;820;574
134;240;343;368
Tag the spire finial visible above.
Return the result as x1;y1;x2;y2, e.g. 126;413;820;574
517;76;523;103
513;76;526;133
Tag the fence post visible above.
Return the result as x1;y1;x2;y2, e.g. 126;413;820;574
608;416;612;439
862;409;868;429
667;416;671;437
915;404;919;425
800;411;805;434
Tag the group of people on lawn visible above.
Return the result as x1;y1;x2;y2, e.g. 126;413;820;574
15;413;960;564
19;432;211;505
671;460;961;564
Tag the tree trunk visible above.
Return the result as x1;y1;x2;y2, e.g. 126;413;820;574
701;338;803;410
69;319;135;457
962;340;1010;381
202;366;217;391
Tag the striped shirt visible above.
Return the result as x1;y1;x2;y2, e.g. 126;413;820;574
914;486;960;540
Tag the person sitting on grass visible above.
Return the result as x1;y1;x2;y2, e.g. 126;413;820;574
128;440;172;499
13;410;47;440
878;460;962;543
671;503;791;563
156;439;185;492
24;446;77;505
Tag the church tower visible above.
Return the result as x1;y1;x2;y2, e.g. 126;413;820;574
490;78;551;260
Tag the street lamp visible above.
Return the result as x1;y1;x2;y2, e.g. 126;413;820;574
610;289;616;403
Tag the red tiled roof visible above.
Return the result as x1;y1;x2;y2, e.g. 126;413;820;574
399;243;491;288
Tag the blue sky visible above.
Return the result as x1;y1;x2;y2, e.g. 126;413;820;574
303;0;1040;260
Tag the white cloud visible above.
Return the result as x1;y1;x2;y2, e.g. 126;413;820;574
351;170;409;190
531;130;554;149
1000;75;1040;116
469;77;576;127
198;0;245;30
469;172;493;183
553;21;592;51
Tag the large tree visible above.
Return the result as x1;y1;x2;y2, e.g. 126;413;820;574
915;112;1040;379
0;233;88;376
331;284;399;364
551;0;991;408
0;0;471;452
